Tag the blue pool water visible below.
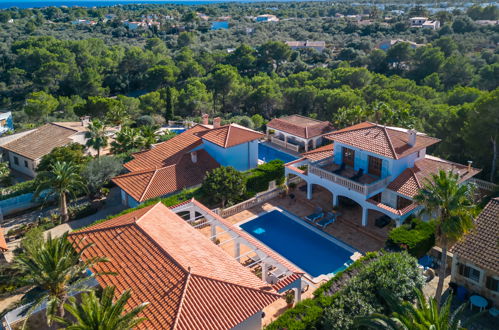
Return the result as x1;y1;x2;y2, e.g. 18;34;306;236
240;210;355;277
169;127;186;134
258;143;298;163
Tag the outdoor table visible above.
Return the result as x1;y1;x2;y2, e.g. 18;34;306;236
469;295;488;311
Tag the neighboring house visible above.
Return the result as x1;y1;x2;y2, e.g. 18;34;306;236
0;112;13;136
123;21;146;30
266;115;335;152
65;201;303;329
0;227;7;254
211;20;229;30
113;117;263;207
256;14;279;22
377;39;422;51
71;19;97;26
410;17;440;30
285;122;480;227
285;41;326;52
422;20;440;30
450;198;499;307
0;121;118;178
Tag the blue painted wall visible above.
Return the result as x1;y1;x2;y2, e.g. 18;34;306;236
202;139;259;171
120;189;140;208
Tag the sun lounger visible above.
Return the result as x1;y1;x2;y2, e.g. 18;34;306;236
305;211;324;222
316;213;337;228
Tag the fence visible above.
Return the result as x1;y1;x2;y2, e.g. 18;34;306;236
218;187;284;218
469;178;497;193
270;136;300;153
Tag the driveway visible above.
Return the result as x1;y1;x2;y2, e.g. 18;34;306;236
45;187;125;238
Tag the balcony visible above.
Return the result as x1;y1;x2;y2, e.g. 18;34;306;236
289;159;391;196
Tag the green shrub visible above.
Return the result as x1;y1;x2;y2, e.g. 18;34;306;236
266;298;324;330
387;219;435;258
0;180;36;201
245;160;284;195
68;202;99;221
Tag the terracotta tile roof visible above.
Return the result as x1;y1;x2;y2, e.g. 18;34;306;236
0;227;7;252
367;199;419;216
113;149;219;202
450;198;499;273
301;144;334;162
267;115;335;139
325;122;440;159
68;202;279;330
188;199;304;275
388;155;480;198
195;124;264;148
2;123;77;160
124;125;209;172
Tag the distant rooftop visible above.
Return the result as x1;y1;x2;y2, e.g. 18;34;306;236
267;115;335;139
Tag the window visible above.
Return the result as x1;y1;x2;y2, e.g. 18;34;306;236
342;147;355;167
24;160;28;168
368;155;382;177
458;264;481;283
13;156;19;166
397;196;412;210
486;276;499;292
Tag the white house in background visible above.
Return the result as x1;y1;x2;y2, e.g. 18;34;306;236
123;21;147;30
71;19;97;26
377;39;423;51
285;41;326;52
422;20;440;30
450;198;499;307
0;112;14;136
266;115;335;152
285;122;480;227
256;14;279;22
410;17;440;30
0;120;118;178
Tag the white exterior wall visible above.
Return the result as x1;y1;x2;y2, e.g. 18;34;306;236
8;152;38;177
232;312;262;330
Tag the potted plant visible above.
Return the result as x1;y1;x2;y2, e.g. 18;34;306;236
285;290;295;308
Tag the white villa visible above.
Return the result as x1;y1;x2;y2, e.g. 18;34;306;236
266;115;335;152
285;122;480;227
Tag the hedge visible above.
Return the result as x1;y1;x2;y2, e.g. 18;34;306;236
245;160;284;195
0;180;36;201
386;219;436;258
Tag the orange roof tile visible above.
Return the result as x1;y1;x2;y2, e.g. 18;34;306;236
267;115;335;139
0;227;7;252
301;144;334;162
450;198;499;273
69;202;279;330
113;150;219;202
325;122;440;159
195;124;264;148
124;125;209;172
388;155;481;198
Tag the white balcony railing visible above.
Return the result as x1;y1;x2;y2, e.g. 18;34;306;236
270;136;300;152
308;164;391;196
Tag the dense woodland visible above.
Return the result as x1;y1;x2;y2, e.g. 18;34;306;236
0;2;497;182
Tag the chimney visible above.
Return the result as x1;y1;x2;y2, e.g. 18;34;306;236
467;160;472;172
81;116;90;127
408;129;417;146
191;151;197;163
202;114;209;125
213;117;221;128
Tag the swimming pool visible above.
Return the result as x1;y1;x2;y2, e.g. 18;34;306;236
240;210;356;278
258;143;298;163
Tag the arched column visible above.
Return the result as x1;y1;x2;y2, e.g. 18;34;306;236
307;182;313;200
362;207;368;227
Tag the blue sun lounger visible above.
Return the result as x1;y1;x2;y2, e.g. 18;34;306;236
316;213;337;229
305;211;324;222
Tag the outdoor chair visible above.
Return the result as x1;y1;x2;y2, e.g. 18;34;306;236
305;207;323;222
350;168;364;181
316;212;337;229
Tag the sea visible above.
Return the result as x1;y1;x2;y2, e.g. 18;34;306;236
0;0;300;10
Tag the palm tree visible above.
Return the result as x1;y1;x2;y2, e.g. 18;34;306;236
54;286;148;330
414;170;476;305
139;125;158;150
36;161;87;222
85;119;109;158
110;127;142;155
354;289;471;330
15;232;109;327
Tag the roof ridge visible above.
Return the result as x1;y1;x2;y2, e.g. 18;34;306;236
135;202;164;223
382;126;398;159
172;271;192;330
50;122;79;133
224;125;231;148
189;273;280;297
139;169;160;202
69;222;135;236
326;122;375;136
409;167;422;190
